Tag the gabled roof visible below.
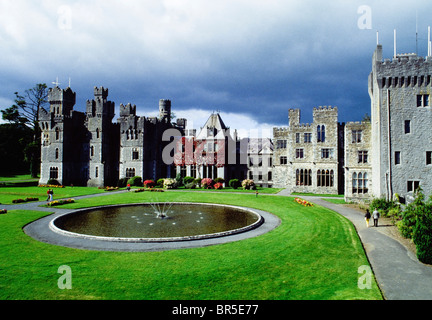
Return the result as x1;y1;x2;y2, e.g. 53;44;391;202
196;113;230;140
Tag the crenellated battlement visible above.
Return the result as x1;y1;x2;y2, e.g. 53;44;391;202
313;106;338;112
119;103;137;117
94;86;108;99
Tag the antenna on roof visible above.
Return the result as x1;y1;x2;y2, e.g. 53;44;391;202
416;10;418;55
52;77;61;87
68;77;71;88
376;30;379;45
394;29;397;58
428;26;431;57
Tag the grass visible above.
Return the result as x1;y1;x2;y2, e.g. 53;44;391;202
322;198;347;204
291;192;345;198
0;186;107;205
0;187;382;300
176;186;283;194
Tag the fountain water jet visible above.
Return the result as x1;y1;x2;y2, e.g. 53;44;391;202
150;202;173;219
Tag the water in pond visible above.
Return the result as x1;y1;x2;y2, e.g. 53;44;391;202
53;203;260;239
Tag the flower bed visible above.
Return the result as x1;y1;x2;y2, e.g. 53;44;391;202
47;199;75;207
135;188;164;193
104;187;119;191
38;184;65;188
0;209;7;214
12;197;39;204
294;197;314;207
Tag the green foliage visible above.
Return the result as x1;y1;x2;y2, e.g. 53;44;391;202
182;176;195;185
398;188;425;239
175;173;183;186
127;176;142;187
214;177;225;184
156;178;165;188
229;179;241;189
47;179;60;186
185;182;196;189
413;202;432;264
117;177;129;188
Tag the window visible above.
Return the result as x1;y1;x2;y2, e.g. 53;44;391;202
268;171;272;181
358;151;368;163
126;168;135;178
321;148;333;159
295;133;300;143
280;156;288;165
132;148;139;160
49;167;59;180
95;167;99;178
352;130;362;143
296;149;304;159
395;151;401;165
277;140;287;149
407;181;420;192
191;165;197;178
317;169;334;187
417;94;430;107
317;125;326;142
55;148;59;160
296;169;312;186
404;120;411;134
96;128;100;139
427;151;432;165
304;133;312;143
90;146;94;157
55;128;60;140
352;172;369;194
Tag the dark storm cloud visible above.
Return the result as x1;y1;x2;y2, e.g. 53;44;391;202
1;0;432;134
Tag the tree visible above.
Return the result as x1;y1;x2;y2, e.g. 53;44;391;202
6;84;49;178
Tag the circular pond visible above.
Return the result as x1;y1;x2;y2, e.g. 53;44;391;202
50;203;264;242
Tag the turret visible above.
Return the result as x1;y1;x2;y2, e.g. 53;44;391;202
159;99;171;123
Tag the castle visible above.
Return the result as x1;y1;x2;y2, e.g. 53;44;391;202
39;44;432;203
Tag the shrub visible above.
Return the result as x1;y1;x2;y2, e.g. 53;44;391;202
229;179;241;189
163;178;177;189
214;182;223;190
413;201;432;264
156;179;165;188
175;173;183;187
47;179;60;186
144;180;155;188
369;197;398;217
0;209;7;214
201;178;214;189
242;179;255;190
398;189;425;239
214;177;225;184
183;176;195;186
127;176;142;187
185;182;196;189
117;177;129;188
47;199;75;207
193;178;202;186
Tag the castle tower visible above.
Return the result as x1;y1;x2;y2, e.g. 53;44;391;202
369;44;432;201
159;99;171;123
85;86;119;187
38;86;81;186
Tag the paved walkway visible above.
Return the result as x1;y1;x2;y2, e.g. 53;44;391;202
4;188;432;299
277;189;432;300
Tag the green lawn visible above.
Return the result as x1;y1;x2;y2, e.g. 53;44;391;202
291;192;345;198
0;186;107;205
0;189;382;300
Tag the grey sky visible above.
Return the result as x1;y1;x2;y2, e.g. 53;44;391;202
1;0;431;137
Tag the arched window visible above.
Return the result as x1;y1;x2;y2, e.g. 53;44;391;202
317;125;326;142
296;169;300;186
96;128;100;139
55;128;60;140
90;146;94;157
55;148;59;160
364;173;368;192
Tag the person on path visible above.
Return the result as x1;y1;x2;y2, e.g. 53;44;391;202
373;208;380;227
46;189;51;202
127;184;131;192
365;209;371;228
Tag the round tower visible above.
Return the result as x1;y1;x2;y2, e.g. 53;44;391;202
159;99;171;122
